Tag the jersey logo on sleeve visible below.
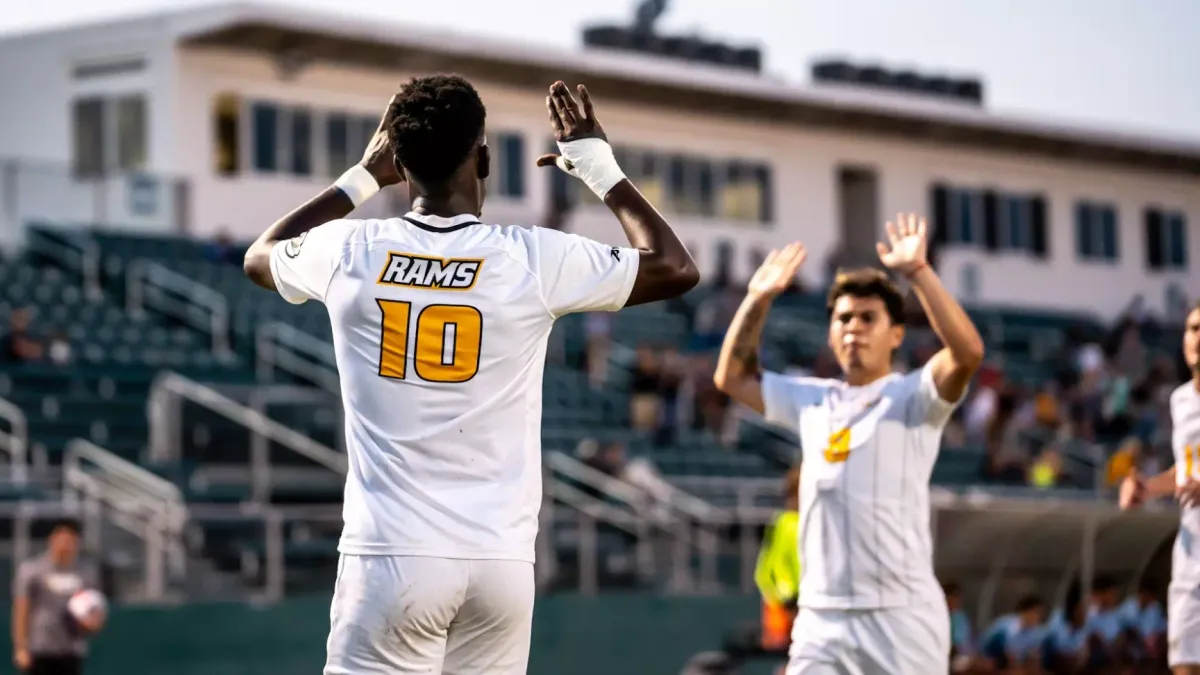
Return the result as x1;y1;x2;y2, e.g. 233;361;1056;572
284;232;307;258
610;246;621;261
377;252;483;291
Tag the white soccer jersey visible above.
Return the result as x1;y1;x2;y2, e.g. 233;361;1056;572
1171;382;1200;590
761;362;959;609
269;212;638;562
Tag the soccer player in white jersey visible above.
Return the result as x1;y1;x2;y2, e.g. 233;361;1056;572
713;216;985;675
1119;302;1200;674
242;75;698;674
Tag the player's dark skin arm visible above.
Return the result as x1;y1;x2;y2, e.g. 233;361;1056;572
243;96;404;291
537;82;698;306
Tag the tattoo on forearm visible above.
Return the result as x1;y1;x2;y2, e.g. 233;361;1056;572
729;303;768;379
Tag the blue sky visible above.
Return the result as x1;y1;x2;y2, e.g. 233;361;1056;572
6;0;1198;140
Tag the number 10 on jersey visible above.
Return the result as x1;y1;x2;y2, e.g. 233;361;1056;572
376;300;482;383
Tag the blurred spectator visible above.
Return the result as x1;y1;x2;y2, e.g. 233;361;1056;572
1119;580;1166;663
1;308;43;363
1028;446;1063;489
980;594;1046;671
1044;583;1091;674
204;228;242;265
630;345;662;432
944;581;975;671
1105;437;1143;487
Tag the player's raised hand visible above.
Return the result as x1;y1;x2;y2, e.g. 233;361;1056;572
747;243;807;299
876;213;929;275
359;94;405;188
536;82;607;171
1119;470;1145;510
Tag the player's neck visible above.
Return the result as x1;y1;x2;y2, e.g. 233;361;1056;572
409;193;481;219
1192;369;1200;392
843;367;892;387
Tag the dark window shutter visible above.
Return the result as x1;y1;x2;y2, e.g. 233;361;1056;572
982;190;999;251
1074;203;1091;259
1145;208;1164;270
1029;196;1048;258
932;184;950;245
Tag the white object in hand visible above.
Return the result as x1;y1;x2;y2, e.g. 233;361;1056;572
67;588;107;622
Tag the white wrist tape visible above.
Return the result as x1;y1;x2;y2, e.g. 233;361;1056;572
555;138;626;199
334;165;381;207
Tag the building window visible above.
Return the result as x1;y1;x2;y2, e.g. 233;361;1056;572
290;108;313;177
545;143;770;223
73;95;149;177
326;113;378;177
214;94;240;176
933;184;1046;257
950;188;982;245
1000;195;1030;251
494;133;525;198
1145;207;1188;271
720;162;770;223
252;103;279;172
72;98;106;177
326;114;349;177
115;95;147;171
1075;202;1118;262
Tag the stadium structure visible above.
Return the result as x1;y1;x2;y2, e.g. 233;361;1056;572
0;2;1195;673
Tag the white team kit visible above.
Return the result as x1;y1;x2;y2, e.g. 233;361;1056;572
269;212;639;674
1170;382;1200;668
761;364;957;675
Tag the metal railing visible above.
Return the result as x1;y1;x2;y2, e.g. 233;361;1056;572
24;225;102;299
127;260;231;356
61;439;188;602
542;474;655;596
0;396;30;485
544;451;723;592
255;322;339;391
147;372;346;501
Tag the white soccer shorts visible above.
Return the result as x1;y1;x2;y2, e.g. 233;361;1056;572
785;603;950;675
324;555;535;675
1169;584;1200;668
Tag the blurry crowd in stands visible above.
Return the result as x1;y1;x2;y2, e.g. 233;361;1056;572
949;301;1178;492
1;307;71;366
945;577;1169;675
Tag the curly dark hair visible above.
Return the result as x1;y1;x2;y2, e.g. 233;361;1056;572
387;74;487;185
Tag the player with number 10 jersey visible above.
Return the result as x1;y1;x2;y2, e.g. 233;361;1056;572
244;75;698;674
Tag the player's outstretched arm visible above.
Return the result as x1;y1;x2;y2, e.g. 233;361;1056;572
713;243;808;414
243;96;404;292
1121;467;1178;510
877;214;985;403
536;82;698;306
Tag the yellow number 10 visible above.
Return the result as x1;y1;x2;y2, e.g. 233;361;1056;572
376;300;483;383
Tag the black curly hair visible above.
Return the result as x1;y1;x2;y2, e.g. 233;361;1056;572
387;74;487;185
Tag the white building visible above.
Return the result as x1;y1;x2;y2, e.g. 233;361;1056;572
0;2;1197;319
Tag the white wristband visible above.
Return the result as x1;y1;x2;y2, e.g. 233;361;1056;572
556;138;627;199
334;165;381;207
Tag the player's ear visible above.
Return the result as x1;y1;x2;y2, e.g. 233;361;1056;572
477;144;490;181
889;323;905;349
